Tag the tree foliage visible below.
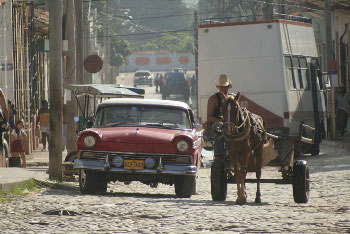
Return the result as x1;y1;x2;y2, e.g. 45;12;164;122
129;32;193;53
110;39;131;66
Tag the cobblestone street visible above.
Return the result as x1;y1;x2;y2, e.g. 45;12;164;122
1;145;350;233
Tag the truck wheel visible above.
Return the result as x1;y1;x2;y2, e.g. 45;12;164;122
184;88;190;101
79;169;99;194
211;158;227;201
310;143;320;156
162;91;167;100
292;160;310;203
174;175;196;198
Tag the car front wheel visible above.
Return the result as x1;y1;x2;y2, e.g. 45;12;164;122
79;169;107;194
174;175;196;198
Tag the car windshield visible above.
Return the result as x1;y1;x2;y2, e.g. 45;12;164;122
135;72;150;77
94;105;191;130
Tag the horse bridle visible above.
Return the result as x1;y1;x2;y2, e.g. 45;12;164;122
223;101;251;142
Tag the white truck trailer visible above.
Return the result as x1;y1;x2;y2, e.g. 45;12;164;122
198;19;328;155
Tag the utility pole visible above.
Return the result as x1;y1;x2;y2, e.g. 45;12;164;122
325;0;336;139
83;0;92;84
48;0;63;181
75;0;84;84
194;10;199;119
194;11;198;84
222;0;225;19
103;0;111;84
65;0;77;153
264;0;274;20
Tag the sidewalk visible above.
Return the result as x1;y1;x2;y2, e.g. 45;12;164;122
0;148;56;193
321;136;350;152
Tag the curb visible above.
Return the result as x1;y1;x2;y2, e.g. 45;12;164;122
321;140;350;152
27;162;49;167
0;179;34;193
34;179;79;192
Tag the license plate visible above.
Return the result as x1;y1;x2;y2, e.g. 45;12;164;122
124;160;144;170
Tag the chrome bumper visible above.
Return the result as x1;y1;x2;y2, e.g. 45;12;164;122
74;159;197;175
135;79;152;85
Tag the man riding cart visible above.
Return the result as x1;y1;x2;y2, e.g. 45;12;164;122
204;74;312;204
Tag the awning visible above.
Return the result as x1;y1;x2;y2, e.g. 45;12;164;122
68;84;144;99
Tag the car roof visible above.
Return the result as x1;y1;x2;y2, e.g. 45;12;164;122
100;98;191;109
135;70;151;73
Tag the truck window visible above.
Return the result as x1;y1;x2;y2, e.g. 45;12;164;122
292;57;301;89
284;56;297;89
298;57;310;90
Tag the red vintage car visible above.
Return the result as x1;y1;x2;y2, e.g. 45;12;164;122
74;98;203;198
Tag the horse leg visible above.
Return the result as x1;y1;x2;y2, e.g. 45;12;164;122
236;156;249;205
255;145;263;203
233;162;246;205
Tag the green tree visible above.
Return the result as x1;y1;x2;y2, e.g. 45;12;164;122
130;32;193;53
110;38;131;66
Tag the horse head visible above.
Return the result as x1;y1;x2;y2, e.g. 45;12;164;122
222;92;250;139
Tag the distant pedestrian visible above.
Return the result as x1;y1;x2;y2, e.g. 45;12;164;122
10;120;26;168
335;86;349;138
37;100;50;151
0;90;9;155
155;73;160;93
8;101;17;130
191;74;196;94
159;74;164;93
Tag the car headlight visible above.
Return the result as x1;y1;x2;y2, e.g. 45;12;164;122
112;156;123;168
176;140;188;152
83;135;96;147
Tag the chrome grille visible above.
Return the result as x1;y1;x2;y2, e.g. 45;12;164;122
80;151;192;165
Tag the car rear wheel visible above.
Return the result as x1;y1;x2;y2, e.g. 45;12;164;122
79;169;107;194
174;175;196;198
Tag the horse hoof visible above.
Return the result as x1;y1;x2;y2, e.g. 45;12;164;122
236;198;247;205
255;197;261;203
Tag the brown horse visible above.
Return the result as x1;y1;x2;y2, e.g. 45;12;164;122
222;93;274;205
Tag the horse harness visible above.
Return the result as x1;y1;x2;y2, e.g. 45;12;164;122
223;104;267;150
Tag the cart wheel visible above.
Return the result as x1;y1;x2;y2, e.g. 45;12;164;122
211;158;227;201
292;160;310;203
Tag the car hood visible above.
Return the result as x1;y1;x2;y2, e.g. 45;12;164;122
99;126;192;144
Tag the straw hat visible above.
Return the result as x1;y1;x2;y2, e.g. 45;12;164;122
216;74;232;88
